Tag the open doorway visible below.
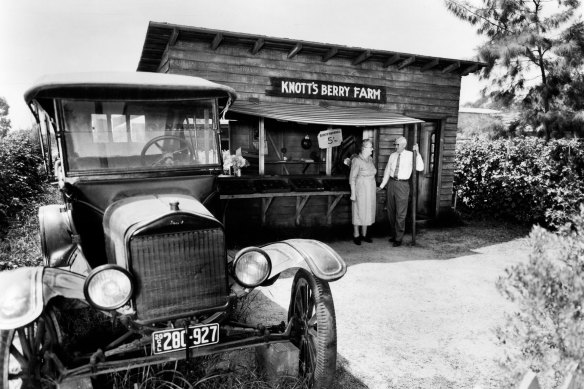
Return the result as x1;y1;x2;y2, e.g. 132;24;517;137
407;122;439;218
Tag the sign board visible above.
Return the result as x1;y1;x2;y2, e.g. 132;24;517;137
267;78;386;104
318;129;342;149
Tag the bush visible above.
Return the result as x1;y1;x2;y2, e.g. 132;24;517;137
0;129;44;228
454;137;584;227
496;206;584;387
0;184;59;270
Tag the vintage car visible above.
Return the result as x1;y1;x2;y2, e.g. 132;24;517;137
0;72;346;388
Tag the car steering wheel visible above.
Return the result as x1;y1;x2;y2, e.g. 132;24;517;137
140;135;196;166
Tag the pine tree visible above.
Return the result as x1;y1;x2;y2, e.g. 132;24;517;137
445;0;584;138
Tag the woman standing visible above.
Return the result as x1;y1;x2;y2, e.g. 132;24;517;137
349;139;377;245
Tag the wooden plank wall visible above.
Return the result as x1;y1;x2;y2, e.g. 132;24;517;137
164;40;461;215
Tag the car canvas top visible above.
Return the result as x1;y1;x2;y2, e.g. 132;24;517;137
24;71;237;105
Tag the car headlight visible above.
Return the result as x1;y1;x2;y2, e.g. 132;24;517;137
84;265;134;310
232;247;272;287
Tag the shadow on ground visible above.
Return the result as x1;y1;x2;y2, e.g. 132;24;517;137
241;287;368;389
226;217;531;263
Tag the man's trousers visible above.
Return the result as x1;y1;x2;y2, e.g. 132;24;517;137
386;179;410;242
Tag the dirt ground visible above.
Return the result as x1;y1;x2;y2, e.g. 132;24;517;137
244;224;531;389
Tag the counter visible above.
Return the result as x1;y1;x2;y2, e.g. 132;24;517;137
218;176;350;227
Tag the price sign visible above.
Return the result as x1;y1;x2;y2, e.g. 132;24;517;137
318;129;342;149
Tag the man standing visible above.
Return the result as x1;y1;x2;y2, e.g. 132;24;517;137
378;136;424;246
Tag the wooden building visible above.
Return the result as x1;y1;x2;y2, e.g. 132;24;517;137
137;22;484;230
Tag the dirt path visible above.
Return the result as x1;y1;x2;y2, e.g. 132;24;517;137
246;235;530;388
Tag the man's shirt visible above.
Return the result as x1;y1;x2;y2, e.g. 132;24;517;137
386;149;424;180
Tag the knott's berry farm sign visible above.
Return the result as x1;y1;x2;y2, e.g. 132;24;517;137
267;78;386;104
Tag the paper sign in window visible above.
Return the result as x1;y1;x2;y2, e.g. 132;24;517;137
130;115;146;142
111;115;128;143
91;114;109;143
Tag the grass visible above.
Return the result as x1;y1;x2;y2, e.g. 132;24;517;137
104;354;308;389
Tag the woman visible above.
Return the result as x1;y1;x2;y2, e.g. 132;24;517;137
349;139;377;245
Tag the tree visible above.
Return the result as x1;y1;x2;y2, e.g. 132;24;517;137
0;97;11;138
445;0;584;139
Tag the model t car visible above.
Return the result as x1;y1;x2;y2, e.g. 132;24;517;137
0;72;346;388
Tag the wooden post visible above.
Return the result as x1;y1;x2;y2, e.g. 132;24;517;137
204;109;210;163
518;371;541;389
517;362;578;389
412;123;418;245
259;117;265;175
559;361;579;389
326;126;332;176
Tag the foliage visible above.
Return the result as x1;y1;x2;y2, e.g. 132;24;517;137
454;137;584;227
496;206;584;387
0;129;45;227
445;0;584;139
0;96;11;138
0;184;59;271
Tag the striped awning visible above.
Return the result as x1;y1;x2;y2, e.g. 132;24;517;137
228;100;423;126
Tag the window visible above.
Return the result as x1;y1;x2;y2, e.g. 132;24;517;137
62;99;219;172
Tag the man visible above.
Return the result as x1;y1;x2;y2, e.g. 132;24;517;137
378;136;424;247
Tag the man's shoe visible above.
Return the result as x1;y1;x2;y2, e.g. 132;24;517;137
362;235;372;243
353;236;361;245
393;241;402;247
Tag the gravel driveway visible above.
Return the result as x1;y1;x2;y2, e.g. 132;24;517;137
246;235;530;389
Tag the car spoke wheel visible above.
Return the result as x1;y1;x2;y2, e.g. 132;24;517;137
288;269;336;389
0;310;62;389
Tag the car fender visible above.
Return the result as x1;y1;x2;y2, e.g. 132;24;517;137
261;239;346;281
0;267;85;330
39;204;80;268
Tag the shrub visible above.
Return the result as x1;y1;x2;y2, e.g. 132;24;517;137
0;129;44;227
496;205;584;386
454;137;584;227
0;184;59;270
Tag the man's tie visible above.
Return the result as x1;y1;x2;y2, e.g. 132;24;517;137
393;153;401;179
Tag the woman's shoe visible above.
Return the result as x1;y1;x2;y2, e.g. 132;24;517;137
361;235;372;243
353;236;361;245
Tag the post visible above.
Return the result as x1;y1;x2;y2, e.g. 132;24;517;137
204;108;210;163
517;371;540;389
326;126;332;176
259;117;265;175
411;124;418;245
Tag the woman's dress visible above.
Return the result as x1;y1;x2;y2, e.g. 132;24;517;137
349;155;377;226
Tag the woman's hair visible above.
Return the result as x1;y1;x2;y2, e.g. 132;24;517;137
360;139;374;151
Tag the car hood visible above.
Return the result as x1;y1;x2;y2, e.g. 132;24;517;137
103;194;220;267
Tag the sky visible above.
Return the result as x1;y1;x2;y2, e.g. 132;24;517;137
0;0;489;130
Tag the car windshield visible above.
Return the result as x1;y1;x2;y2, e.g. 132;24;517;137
61;99;220;173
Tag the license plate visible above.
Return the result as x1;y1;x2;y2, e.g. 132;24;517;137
152;323;219;354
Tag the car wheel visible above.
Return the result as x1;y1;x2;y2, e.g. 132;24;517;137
0;309;62;389
288;269;337;389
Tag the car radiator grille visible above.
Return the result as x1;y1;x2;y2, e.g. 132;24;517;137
129;228;228;322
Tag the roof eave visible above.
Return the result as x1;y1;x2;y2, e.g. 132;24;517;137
137;21;486;76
